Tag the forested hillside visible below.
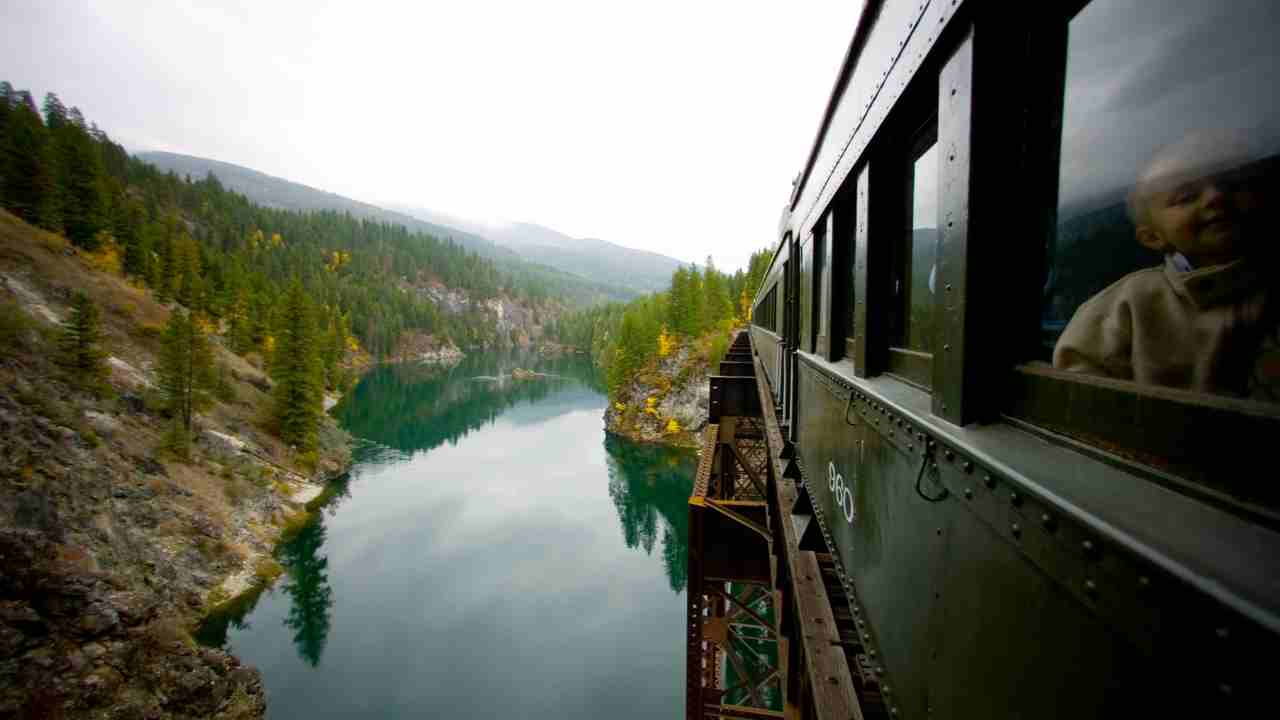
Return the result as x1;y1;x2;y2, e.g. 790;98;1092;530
0;82;565;358
549;248;770;446
138;151;504;257
553;248;772;397
139;152;636;307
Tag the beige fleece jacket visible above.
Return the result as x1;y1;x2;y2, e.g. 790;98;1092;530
1053;257;1270;398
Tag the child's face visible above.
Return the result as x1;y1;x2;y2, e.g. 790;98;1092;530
1136;136;1262;267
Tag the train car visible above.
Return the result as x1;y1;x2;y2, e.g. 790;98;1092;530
749;0;1280;717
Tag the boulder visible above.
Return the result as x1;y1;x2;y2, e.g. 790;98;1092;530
84;411;122;439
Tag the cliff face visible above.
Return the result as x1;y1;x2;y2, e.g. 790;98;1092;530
604;345;711;449
413;280;558;351
0;211;348;718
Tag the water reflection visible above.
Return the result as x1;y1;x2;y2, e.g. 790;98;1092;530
197;509;341;666
199;353;691;718
279;519;335;666
603;434;695;593
332;352;603;454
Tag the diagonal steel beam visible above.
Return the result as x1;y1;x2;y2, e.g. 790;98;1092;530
718;633;765;708
712;586;777;637
725;441;767;500
703;498;772;541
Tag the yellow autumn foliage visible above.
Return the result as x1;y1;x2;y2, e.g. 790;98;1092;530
657;326;675;358
665;418;681;434
325;249;352;272
614;402;627;412
85;232;122;275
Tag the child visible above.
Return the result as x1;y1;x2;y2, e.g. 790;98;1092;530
1053;133;1274;400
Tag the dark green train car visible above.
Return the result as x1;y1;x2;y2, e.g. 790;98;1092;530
751;0;1280;716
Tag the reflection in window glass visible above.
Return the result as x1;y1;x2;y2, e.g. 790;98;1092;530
815;215;827;351
903;142;938;353
1048;0;1280;403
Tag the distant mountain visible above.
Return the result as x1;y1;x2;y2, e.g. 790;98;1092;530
137;151;670;300
136;151;507;260
394;211;686;295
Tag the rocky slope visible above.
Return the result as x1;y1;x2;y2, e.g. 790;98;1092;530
603;344;712;449
0;211;349;718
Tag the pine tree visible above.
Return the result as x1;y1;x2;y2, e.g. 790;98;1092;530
157;310;217;433
2;94;57;228
703;256;732;328
172;232;203;308
686;265;706;336
272;280;323;451
59;291;107;385
227;290;255;355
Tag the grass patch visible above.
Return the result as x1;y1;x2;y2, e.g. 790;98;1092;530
279;510;315;539
143;617;196;651
254;558;284;584
223;476;251;506
0;300;32;356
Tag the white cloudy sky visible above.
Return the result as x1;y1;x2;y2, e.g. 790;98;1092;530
2;0;864;272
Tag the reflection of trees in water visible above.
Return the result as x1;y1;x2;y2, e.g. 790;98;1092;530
332;352;604;454
279;518;335;666
194;475;351;653
604;434;696;593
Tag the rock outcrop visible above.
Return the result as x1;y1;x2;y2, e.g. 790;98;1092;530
604;345;710;448
0;214;350;718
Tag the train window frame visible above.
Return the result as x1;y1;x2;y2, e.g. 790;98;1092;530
995;0;1280;516
827;182;854;364
811;211;828;356
884;118;939;390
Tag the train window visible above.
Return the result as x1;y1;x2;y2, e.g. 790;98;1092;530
756;285;777;334
885;120;939;388
1006;0;1280;508
1042;0;1280;405
812;213;828;355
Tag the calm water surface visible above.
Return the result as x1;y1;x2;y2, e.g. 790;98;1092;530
199;354;694;719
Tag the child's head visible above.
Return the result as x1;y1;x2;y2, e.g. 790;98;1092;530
1127;131;1263;268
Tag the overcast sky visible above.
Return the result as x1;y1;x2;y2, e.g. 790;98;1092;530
2;0;865;272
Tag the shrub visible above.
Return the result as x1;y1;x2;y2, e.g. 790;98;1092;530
0;300;32;354
223;477;249;506
158;420;191;461
254;558;284;584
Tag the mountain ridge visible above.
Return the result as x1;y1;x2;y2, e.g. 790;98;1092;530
136;151;508;260
393;211;686;294
138;151;677;296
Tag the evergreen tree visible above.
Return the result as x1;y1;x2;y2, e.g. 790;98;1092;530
157;310;217;432
703;256;732;328
41;93;68;130
172;231;203;307
686;265;706;336
272;280;324;451
2;94;57;228
227;290;255;355
59;291;107;384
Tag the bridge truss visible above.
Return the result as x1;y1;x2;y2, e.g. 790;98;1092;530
687;332;884;720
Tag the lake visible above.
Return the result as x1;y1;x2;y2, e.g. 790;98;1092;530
197;353;695;719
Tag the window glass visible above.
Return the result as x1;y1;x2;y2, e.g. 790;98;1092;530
815;214;828;350
799;236;813;352
1045;0;1280;403
901;141;939;353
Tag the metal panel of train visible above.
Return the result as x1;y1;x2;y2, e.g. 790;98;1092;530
737;0;1280;717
